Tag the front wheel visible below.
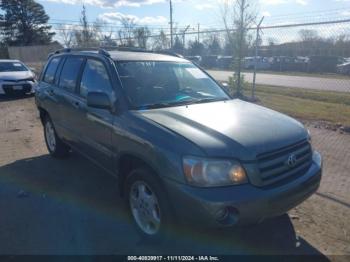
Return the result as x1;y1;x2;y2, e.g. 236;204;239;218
44;116;70;158
125;168;174;241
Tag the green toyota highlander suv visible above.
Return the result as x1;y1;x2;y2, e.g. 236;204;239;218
35;48;322;240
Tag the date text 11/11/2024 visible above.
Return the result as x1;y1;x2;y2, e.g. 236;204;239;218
127;256;220;261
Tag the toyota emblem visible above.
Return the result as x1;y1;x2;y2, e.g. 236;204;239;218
287;154;297;167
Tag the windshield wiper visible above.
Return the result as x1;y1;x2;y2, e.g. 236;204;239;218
137;98;228;110
185;97;229;105
137;100;193;109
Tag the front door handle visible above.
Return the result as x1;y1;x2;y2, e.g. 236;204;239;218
73;101;80;108
48;89;55;96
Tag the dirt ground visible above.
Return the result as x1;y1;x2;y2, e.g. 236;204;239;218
0;95;349;260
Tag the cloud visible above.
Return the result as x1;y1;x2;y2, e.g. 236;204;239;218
295;0;308;5
99;12;167;25
262;11;271;17
42;0;165;8
260;0;308;5
260;0;288;5
340;10;350;16
195;3;215;10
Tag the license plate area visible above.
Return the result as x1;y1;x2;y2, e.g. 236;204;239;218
13;85;23;90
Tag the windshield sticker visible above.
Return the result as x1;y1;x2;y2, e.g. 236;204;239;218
13;63;22;67
185;68;207;79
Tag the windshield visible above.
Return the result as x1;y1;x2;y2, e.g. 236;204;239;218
0;61;28;72
116;61;230;109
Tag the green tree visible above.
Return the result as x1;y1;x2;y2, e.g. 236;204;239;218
204;34;222;55
172;35;184;54
0;0;54;46
188;40;205;56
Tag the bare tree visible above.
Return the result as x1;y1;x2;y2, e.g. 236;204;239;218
152;29;169;50
133;27;151;49
221;0;257;95
91;19;118;47
299;29;320;42
117;17;136;47
57;24;74;48
73;5;98;47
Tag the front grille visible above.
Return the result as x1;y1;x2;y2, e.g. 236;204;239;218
257;139;312;186
3;78;33;82
3;84;32;94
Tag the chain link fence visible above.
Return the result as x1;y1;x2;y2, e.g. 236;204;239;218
178;19;350;96
2;18;349;126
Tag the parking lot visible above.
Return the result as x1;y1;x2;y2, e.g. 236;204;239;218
208;70;350;93
0;95;349;259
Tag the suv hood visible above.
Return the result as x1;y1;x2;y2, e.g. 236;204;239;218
0;71;33;81
138;99;307;161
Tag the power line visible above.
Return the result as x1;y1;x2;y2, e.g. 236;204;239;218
110;19;350;41
192;8;350;28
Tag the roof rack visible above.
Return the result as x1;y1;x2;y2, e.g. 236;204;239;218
49;47;184;59
106;46;184;58
157;50;184;58
51;47;111;58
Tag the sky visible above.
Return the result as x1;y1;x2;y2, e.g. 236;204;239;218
38;0;350;28
36;0;350;44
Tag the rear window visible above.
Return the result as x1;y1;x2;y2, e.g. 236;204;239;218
59;57;84;93
43;57;61;84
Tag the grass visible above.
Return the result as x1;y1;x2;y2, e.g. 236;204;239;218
243;70;350;80
241;85;350;126
209;68;350;80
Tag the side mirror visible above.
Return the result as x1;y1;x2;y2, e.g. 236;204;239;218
221;82;229;88
87;92;111;110
221;81;229;91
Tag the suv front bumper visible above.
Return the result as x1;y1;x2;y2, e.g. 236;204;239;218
164;151;322;227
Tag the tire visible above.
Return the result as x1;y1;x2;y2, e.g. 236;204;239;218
125;167;174;242
43;116;70;158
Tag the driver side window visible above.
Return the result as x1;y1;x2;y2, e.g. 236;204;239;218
79;59;112;99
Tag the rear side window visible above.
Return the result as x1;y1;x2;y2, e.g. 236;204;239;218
79;59;112;99
59;57;84;93
43;57;60;84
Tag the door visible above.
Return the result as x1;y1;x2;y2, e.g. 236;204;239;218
76;58;115;171
39;57;62;129
55;56;85;147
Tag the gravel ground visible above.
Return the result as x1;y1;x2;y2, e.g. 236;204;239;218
0;95;349;260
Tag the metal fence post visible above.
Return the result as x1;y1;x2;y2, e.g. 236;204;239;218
252;17;264;100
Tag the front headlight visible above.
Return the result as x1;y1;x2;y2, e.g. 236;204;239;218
183;156;247;187
307;129;312;142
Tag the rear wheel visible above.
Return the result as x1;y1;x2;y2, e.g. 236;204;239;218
125;168;173;241
44;116;70;158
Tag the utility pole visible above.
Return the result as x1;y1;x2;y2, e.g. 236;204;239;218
252;16;264;100
197;23;200;43
182;25;190;48
170;0;173;49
